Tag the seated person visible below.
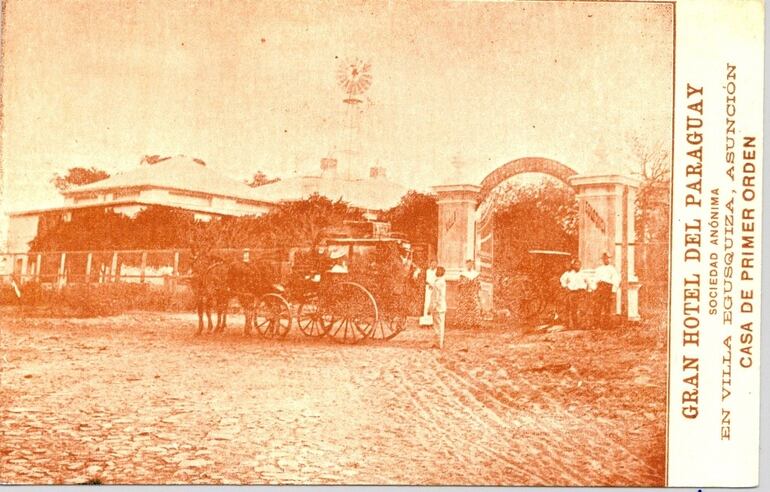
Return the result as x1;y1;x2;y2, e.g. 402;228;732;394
328;249;349;274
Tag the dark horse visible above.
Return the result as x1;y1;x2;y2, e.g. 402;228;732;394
190;252;229;335
212;259;282;335
191;246;283;335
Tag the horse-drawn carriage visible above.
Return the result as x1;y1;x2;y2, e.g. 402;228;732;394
496;249;572;324
193;221;421;344
286;229;418;344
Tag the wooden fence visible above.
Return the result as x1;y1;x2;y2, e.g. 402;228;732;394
0;248;289;290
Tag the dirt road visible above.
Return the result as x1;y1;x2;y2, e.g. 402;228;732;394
0;311;666;485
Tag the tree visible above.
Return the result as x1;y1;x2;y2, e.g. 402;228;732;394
490;178;578;272
51;167;110;191
29;206;198;252
628;138;671;244
28;195;360;253
627;139;671;293
188;194;360;250
245;171;280;188
383;191;438;252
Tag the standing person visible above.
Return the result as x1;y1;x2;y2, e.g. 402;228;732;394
10;273;23;314
559;258;587;329
460;259;479;281
419;258;438;326
429;266;447;349
593;252;620;328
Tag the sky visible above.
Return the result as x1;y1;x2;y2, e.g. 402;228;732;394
1;0;673;211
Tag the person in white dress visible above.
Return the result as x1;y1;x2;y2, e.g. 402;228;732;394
419;259;438;325
429;266;447;349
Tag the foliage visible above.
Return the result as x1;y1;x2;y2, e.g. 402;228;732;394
383;191;438;252
628;139;671;244
626;140;671;292
487;178;578;316
30;207;198;251
29;195;361;252
491;178;579;271
245;171;280;188
202;194;361;249
0;281;194;317
350;241;421;316
51;167;110;191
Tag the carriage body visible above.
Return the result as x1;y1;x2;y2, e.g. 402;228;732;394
286;222;422;343
497;249;572;324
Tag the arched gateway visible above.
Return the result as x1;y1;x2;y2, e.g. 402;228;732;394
432;157;641;322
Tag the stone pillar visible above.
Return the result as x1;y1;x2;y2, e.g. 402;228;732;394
432;184;481;315
432;184;480;279
568;174;641;321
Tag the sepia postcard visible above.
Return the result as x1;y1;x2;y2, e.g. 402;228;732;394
0;0;762;487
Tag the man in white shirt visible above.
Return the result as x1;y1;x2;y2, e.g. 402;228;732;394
593;252;620;328
429;266;447;349
560;258;587;329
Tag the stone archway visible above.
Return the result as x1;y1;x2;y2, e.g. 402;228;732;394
478;157;578;199
432;157;641;322
475;158;579;314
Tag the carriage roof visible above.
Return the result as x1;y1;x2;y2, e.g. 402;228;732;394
527;249;571;256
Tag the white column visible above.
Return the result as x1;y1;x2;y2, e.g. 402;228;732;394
569;174;641;321
432;184;481;280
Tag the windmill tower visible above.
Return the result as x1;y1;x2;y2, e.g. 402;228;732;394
336;58;372;179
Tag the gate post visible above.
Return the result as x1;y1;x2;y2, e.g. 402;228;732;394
432;184;481;313
432;184;481;277
568;174;641;321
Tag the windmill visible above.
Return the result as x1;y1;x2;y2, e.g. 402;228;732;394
336;58;372;179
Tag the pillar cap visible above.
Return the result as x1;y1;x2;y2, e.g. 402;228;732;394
568;174;642;188
431;183;482;194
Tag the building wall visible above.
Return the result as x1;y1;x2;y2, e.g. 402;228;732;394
7;214;40;253
0;213;8;252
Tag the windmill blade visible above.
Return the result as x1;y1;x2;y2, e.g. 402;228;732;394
337;58;372;96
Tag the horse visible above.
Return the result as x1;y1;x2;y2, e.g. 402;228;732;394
212;259;282;336
190;251;229;335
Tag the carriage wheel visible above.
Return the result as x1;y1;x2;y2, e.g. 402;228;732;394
326;282;378;344
367;315;406;341
510;279;545;324
297;302;330;337
254;294;292;338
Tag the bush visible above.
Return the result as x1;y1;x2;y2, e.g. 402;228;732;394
1;281;195;317
54;284;123;317
0;284;22;305
0;281;44;306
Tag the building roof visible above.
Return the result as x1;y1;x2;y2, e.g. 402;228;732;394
7;200;257;218
61;155;409;212
249;174;408;211
64;155;267;204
